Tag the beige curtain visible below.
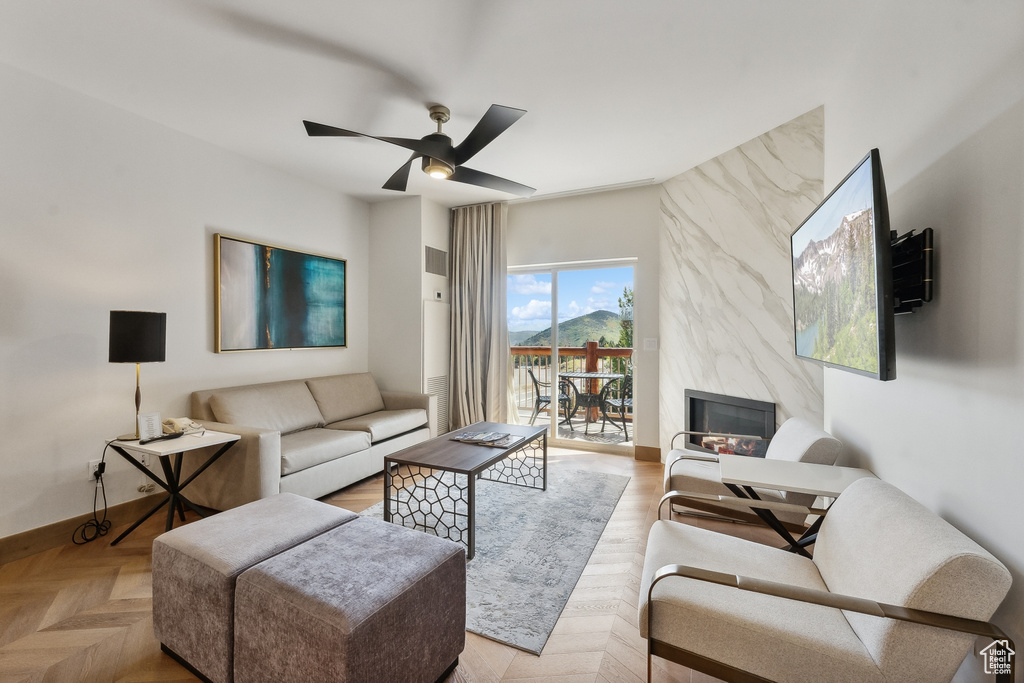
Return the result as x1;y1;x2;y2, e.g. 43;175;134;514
449;202;509;429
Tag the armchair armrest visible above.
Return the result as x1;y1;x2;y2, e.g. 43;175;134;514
380;390;438;437
646;563;1015;680
658;490;825;521
665;450;720;485
178;420;282;511
671;430;766;451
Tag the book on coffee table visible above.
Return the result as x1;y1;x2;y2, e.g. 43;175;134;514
450;432;526;449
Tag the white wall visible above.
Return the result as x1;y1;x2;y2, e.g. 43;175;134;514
368;196;451;400
659;109;826;453
825;64;1024;680
506;186;661;450
368;196;423;393
0;64;370;540
422;198;450;305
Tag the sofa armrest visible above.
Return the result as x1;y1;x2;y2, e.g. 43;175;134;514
381;391;438;437
178;421;282;511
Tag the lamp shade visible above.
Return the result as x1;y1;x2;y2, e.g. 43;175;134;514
109;311;166;363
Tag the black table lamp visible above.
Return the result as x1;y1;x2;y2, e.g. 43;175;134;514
109;310;166;440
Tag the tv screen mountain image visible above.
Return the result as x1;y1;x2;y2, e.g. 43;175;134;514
791;158;879;375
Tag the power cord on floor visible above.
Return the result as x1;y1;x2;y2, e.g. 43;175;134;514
72;444;112;544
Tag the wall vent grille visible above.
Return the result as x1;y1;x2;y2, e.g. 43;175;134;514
426;375;450;434
425;246;448;277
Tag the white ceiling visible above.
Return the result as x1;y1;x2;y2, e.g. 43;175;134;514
1;0;1021;207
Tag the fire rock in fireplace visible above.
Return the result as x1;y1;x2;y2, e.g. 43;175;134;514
684;390;776;457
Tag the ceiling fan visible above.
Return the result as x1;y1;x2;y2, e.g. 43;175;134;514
303;104;536;197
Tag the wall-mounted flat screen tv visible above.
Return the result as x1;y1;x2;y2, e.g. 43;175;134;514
790;149;895;381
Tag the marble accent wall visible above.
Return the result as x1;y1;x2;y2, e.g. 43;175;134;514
659;108;825;454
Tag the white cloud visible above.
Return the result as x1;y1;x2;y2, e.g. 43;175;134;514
558;300;588;321
508;274;551;295
591;280;618;295
510;299;551;323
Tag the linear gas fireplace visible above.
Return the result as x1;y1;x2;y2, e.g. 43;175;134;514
684;390;776;457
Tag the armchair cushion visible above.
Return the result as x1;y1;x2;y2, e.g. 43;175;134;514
813;477;1012;683
208;381;324;435
764;417;842;465
640;520;883;682
306;373;386;424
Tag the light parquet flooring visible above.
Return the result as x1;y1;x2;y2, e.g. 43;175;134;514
1;446;779;683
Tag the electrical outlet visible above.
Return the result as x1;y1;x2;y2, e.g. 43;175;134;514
87;459;102;481
139;453;148;468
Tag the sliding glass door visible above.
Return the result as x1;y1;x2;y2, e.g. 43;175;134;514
508;261;634;447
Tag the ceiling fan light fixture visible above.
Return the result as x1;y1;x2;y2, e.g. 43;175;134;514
422;156;453;179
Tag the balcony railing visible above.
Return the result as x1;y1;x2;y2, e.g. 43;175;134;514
510;341;633;426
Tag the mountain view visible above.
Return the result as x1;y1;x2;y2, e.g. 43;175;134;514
512;310;623;347
509;329;540;345
793;208;879;373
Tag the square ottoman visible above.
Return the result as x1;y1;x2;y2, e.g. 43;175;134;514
152;493;357;683
233;516;466;683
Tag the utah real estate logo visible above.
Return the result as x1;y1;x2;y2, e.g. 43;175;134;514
979;639;1014;677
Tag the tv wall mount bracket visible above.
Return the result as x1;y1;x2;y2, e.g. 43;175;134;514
891;227;933;314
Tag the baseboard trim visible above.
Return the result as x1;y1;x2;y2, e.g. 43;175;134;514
0;493;164;565
633;445;661;462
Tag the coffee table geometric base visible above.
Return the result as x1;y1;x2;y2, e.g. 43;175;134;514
384;424;547;560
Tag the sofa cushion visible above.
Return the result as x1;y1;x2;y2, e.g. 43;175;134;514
639;519;883;683
209;381;324;435
326;409;427;442
306;373;386;424
280;428;371;476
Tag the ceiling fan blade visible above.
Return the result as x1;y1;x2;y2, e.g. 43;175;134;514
303;120;453;161
452;105;527;166
383;155;418;192
448;166;536;197
303;120;362;137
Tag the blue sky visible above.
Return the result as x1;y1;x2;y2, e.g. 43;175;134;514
507;266;634;331
791;153;876;257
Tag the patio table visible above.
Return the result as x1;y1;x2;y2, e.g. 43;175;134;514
559;371;624;432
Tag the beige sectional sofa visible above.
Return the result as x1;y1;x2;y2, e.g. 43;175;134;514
181;372;436;511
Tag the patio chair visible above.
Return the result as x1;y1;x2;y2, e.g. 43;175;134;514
599;374;633;440
664;417;841;531
527;368;574;428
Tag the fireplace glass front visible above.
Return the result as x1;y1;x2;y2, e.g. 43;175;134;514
684;390;776;457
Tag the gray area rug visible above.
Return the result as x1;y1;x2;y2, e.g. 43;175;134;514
362;467;629;654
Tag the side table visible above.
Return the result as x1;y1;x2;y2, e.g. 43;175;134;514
108;430;240;545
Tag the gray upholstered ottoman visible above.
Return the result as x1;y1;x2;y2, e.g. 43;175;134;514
233;516;466;683
152;493;356;683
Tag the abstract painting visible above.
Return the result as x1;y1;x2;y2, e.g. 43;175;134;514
215;234;346;352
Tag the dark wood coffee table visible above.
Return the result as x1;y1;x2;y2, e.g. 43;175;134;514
383;421;547;559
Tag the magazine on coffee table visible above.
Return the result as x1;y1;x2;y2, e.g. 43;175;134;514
450;431;526;449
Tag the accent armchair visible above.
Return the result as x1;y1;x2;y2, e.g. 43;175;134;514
664;417;842;530
640;477;1014;682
